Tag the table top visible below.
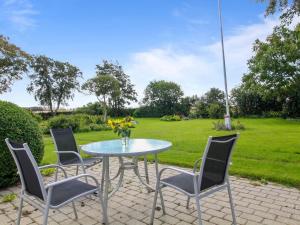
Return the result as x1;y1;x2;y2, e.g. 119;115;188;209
81;138;172;157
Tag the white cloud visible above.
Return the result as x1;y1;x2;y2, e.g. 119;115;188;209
0;0;38;31
126;16;280;100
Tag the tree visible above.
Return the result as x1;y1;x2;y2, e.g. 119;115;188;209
82;75;120;122
27;55;82;115
258;0;300;15
242;22;300;117
190;88;225;118
75;102;102;115
95;60;137;114
0;35;31;93
143;80;184;115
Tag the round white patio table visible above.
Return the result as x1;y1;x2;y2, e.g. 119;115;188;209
81;138;172;224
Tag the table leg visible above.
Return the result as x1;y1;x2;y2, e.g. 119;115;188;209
154;153;166;214
144;156;150;185
102;156;110;224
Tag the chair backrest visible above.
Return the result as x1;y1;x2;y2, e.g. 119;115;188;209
5;138;46;200
50;127;79;164
199;134;239;191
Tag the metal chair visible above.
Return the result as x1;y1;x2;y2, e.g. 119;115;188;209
50;128;102;175
150;134;239;225
5;138;107;225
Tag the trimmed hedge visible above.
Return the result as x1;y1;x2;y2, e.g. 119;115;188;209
0;101;44;188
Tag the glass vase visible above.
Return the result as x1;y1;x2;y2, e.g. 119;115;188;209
121;136;129;146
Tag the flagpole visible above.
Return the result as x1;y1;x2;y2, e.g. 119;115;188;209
218;0;231;129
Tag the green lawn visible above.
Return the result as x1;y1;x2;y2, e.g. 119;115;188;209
43;118;300;188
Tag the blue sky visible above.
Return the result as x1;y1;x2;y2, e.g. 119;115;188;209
0;0;279;108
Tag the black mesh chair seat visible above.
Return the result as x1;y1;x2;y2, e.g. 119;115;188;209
48;180;97;206
61;157;102;166
161;172;223;194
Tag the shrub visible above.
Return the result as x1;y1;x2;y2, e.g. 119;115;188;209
133;106;163;117
25;109;43;122
89;123;111;131
160;115;182;121
212;120;246;131
0;101;44;188
47;115;80;132
42;114;111;134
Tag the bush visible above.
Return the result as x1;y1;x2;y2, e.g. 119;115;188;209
133;106;162;117
160;115;182;121
47;115;80;132
212;120;246;131
0;101;44;188
42;114;111;134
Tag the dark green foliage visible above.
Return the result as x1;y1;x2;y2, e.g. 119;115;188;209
95;60;137;114
0;36;31;94
208;103;225;119
258;0;300;15
43;114;110;134
28;55;82;115
0;101;44;188
189;88;225;119
25;109;43;122
240;23;300;117
47;115;80;132
160;115;182;121
133;106;163;118
75;102;103;115
142;80;184;116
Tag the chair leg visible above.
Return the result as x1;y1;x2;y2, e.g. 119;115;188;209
186;196;190;209
72;201;78;220
16;196;24;225
42;205;50;225
159;188;166;215
227;183;237;225
195;195;203;225
54;168;59;181
150;185;159;224
76;165;79;175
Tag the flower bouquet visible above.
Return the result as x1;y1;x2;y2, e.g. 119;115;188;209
107;116;135;145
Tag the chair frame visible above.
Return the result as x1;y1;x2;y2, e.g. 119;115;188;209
150;134;239;225
50;128;102;175
5;138;107;225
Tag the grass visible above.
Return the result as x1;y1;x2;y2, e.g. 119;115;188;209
1;193;17;203
42;118;300;188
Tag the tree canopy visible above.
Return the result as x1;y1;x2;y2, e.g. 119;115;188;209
0;35;31;94
27;55;82;114
237;22;300;117
259;0;300;15
82;74;120;121
143;80;184;115
95;60;137;114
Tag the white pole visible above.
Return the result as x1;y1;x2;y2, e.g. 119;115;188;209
218;0;231;130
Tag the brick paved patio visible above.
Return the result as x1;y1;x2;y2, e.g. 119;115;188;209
1;158;300;225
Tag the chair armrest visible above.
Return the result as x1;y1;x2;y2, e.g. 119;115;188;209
39;164;68;178
55;151;84;164
159;167;196;180
193;158;203;173
45;174;99;189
